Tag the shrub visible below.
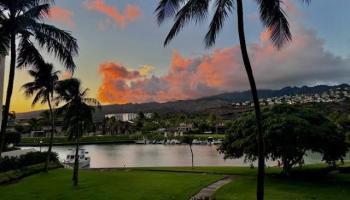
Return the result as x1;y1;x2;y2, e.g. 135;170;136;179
0;152;59;173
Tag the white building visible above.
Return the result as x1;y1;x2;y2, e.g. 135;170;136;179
105;112;153;122
105;113;138;122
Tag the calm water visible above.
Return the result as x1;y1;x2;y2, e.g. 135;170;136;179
22;144;350;168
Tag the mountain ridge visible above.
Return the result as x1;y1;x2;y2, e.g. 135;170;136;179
16;83;350;120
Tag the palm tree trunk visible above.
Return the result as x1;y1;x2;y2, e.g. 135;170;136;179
72;129;80;187
45;95;55;172
236;0;265;200
0;32;16;155
190;144;194;169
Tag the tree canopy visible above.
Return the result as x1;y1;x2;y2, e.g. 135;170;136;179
219;104;349;174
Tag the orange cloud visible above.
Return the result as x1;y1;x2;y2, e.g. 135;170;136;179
96;0;350;105
84;0;140;28
48;6;75;28
97;23;350;105
260;28;272;42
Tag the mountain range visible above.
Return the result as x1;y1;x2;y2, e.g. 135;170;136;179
16;84;350;120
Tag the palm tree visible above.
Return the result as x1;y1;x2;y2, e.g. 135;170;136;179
22;62;60;172
55;78;100;186
155;1;310;199
0;0;78;155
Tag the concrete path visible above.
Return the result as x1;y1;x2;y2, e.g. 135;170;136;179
190;176;234;200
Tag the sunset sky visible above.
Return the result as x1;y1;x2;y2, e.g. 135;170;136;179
3;0;350;112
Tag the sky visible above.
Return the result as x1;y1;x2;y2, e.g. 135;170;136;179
3;0;350;112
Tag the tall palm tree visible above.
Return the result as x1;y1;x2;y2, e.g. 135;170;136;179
55;78;100;186
22;62;60;172
155;1;310;199
0;0;78;155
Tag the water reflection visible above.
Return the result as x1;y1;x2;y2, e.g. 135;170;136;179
22;144;350;168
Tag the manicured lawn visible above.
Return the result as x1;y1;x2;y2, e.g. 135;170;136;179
214;174;350;200
0;169;222;200
1;164;349;200
138;166;282;176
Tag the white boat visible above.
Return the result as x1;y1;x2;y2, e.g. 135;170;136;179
63;149;90;168
135;139;147;144
192;139;201;145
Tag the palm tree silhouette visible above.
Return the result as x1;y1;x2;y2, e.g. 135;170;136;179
0;0;78;155
22;62;60;172
55;78;100;186
155;1;310;199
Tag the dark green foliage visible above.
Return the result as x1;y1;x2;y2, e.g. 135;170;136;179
4;132;21;145
182;135;194;145
220;104;349;174
0;151;59;173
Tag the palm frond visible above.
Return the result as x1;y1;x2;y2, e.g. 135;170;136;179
83;98;101;109
164;0;211;46
31;89;47;106
20;3;50;20
155;0;186;25
30;23;78;70
17;35;44;67
256;0;291;48
205;0;234;48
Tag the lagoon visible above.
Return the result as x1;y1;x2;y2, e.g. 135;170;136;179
22;144;350;168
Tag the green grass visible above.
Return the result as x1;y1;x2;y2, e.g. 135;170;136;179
136;166;282;176
1;164;350;199
0;169;222;200
214;174;350;200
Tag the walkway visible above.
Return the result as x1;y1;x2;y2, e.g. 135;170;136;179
190;176;234;200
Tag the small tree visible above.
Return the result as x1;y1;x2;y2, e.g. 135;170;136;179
56;78;100;186
22;62;60;172
182;135;195;169
219;104;349;175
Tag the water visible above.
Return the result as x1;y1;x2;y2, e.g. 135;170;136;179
22;144;350;168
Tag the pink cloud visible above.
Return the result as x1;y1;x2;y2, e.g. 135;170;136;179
97;23;350;104
96;1;350;104
48;6;75;28
84;0;140;28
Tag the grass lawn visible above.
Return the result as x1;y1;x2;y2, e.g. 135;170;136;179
0;169;222;200
214;174;350;200
1;164;349;200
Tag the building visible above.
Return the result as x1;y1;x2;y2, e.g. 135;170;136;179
105;113;138;122
105;112;153;122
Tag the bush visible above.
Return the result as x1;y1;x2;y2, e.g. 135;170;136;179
0;152;59;173
4;132;21;146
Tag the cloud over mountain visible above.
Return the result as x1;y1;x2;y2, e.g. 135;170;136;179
97;21;350;104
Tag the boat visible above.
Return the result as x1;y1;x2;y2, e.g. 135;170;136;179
135;139;148;144
213;139;223;145
63;149;90;168
169;139;181;144
192;139;201;145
